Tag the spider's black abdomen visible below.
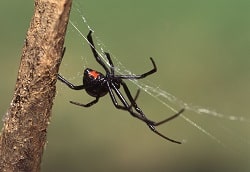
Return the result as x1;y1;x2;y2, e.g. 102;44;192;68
83;68;108;97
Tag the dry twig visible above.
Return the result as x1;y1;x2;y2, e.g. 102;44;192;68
0;0;72;171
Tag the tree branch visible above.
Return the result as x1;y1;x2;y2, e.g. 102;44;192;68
0;0;72;171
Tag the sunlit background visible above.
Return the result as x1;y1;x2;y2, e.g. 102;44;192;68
0;1;249;172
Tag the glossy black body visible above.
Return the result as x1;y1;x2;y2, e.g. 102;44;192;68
57;31;184;143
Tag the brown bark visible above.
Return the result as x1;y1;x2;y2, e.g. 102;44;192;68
0;0;72;171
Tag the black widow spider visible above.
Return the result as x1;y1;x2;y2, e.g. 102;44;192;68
58;30;184;144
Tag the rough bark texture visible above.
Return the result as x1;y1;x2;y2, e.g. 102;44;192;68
0;0;72;171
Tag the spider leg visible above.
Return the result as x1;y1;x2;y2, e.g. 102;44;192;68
57;47;85;90
108;87;140;111
61;47;66;59
104;52;115;75
70;97;99;107
153;108;184;126
119;81;163;124
133;89;140;102
58;74;85;90
120;81;184;126
87;31;110;73
109;81;151;122
108;82;181;143
147;125;181;144
115;57;157;79
107;82;134;111
114;82;184;144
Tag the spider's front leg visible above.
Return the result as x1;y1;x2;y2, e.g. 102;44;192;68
87;31;110;73
58;74;85;90
115;57;157;80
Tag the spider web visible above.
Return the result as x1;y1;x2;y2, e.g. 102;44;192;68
64;2;249;151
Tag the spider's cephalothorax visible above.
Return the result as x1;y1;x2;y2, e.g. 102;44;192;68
58;30;184;143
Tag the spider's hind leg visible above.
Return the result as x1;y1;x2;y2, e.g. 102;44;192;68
145;108;184;144
147;124;182;144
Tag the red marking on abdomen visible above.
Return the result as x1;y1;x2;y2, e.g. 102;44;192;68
89;70;99;79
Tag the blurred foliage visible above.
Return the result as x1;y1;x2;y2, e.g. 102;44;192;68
0;1;249;172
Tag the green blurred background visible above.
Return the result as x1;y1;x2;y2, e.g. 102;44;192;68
0;1;249;172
